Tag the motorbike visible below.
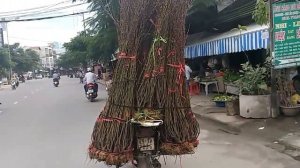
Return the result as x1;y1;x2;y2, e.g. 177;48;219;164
53;78;59;87
86;83;98;102
123;120;163;168
20;76;25;83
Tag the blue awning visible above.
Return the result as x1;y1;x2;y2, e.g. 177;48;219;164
185;25;269;58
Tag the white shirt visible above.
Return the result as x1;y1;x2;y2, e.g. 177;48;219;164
53;73;59;79
84;72;97;84
185;65;192;80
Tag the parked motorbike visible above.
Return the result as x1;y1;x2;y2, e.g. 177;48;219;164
53;78;59;87
125;120;163;168
20;77;25;83
86;83;98;102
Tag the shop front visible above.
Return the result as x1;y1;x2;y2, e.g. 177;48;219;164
184;24;274;118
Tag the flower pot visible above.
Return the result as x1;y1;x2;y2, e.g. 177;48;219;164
226;100;239;116
214;101;226;107
280;106;300;117
239;94;271;118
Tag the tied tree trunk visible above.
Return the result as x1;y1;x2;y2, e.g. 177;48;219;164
89;0;200;166
88;0;156;165
137;0;199;155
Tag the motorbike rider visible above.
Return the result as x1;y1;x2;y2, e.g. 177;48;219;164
84;67;98;93
79;71;84;83
52;71;60;82
11;74;18;88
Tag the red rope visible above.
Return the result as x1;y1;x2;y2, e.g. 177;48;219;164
96;117;127;123
167;63;185;98
118;52;136;60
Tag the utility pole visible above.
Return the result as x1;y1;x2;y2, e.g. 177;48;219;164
82;13;86;36
2;20;13;81
269;0;279;118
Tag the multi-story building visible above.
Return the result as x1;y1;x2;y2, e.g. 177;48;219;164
28;46;56;70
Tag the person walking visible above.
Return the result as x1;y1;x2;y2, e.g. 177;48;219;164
185;60;192;89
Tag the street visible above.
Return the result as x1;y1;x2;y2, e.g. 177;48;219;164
0;77;300;168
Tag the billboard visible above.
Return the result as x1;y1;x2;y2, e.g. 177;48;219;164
273;1;300;69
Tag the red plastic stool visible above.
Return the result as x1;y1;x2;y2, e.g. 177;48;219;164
189;82;200;95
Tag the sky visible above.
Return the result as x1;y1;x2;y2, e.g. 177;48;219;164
0;0;91;47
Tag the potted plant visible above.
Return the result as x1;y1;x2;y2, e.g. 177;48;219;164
223;70;240;95
277;69;300;116
236;57;272;118
212;94;236;107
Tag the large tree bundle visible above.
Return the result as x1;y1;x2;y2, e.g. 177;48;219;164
88;0;156;165
89;0;200;166
137;0;200;155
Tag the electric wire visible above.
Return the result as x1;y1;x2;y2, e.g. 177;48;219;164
0;0;73;15
0;2;88;19
0;11;90;23
2;3;88;18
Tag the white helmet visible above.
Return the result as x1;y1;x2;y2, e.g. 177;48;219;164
87;67;92;72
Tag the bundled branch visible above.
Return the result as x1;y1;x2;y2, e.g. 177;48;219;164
89;0;200;166
89;0;155;165
137;0;200;155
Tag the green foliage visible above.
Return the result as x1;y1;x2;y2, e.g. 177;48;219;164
223;70;240;83
0;48;10;76
212;94;237;102
236;57;271;95
0;43;40;75
253;0;269;25
9;43;40;73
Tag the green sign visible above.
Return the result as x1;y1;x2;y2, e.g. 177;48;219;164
273;1;300;69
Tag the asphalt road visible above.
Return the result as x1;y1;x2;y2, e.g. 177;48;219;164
0;77;299;168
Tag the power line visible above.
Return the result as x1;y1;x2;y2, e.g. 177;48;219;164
0;2;88;19
0;0;72;15
0;11;90;23
9;36;53;43
1;3;88;18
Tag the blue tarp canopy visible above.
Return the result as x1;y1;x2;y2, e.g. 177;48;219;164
185;24;269;58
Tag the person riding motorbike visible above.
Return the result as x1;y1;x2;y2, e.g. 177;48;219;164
53;71;60;82
79;71;84;83
11;74;18;89
84;68;98;93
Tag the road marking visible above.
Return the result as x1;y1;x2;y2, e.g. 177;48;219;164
14;101;18;105
24;96;28;99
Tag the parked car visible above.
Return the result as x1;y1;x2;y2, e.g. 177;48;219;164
1;77;9;85
36;74;43;79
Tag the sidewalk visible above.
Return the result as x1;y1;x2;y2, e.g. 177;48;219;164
191;95;252;129
190;94;300;160
0;84;10;91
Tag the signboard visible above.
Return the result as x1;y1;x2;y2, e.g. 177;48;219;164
273;1;300;69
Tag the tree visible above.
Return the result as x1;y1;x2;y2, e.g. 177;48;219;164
8;43;40;73
0;48;10;77
57;33;89;69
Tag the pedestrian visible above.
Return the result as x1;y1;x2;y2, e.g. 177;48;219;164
185;59;192;89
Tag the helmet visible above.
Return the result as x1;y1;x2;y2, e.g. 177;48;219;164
87;67;92;72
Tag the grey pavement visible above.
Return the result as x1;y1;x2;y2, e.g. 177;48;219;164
0;77;300;168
